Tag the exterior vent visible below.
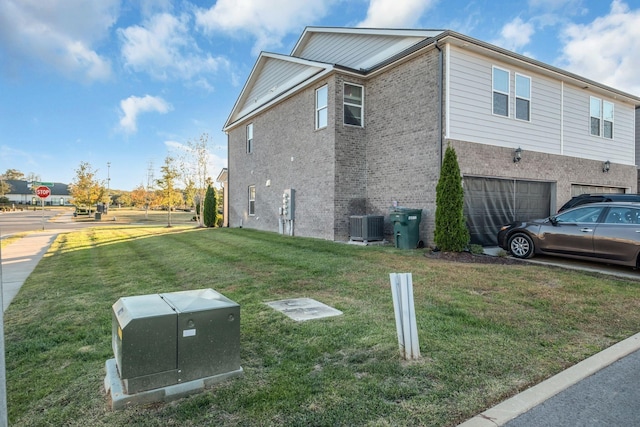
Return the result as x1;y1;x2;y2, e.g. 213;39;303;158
349;215;384;242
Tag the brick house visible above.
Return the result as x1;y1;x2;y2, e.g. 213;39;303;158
223;27;640;246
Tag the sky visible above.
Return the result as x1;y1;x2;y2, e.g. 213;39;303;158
1;0;640;191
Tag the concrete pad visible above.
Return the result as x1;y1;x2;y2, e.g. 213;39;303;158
265;298;343;322
104;359;243;410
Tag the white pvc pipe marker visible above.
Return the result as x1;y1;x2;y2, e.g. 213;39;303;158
389;273;420;360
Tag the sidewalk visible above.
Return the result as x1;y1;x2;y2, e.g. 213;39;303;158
1;231;60;312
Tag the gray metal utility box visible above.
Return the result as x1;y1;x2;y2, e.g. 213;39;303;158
112;288;240;395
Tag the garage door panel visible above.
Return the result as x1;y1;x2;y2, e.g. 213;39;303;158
464;177;551;246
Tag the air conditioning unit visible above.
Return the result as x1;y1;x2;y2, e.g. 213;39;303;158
349;215;384;242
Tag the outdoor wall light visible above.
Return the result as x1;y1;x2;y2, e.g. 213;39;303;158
603;160;611;173
513;147;522;163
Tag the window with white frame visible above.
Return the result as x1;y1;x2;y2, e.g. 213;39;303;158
603;100;614;139
246;123;254;153
316;85;328;129
248;185;255;216
590;97;614;139
590;97;601;136
515;73;531;121
492;67;509;117
343;83;363;126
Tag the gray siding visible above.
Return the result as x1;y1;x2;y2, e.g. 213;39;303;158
448;46;562;154
563;84;635;165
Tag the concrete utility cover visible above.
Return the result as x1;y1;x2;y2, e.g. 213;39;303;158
266;298;343;322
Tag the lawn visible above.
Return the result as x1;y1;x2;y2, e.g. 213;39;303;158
4;227;640;426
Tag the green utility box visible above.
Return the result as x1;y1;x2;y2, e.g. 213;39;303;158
390;207;423;249
112;288;241;394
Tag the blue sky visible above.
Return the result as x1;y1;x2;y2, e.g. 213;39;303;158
1;0;639;191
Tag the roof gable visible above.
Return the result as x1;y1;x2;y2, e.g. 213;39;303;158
292;27;443;70
224;53;332;129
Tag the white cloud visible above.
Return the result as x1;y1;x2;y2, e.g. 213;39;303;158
491;17;535;52
559;0;640;95
357;0;438;28
195;0;335;55
118;95;173;134
119;12;229;83
0;0;117;81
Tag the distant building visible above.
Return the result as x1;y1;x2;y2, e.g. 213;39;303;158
3;180;72;206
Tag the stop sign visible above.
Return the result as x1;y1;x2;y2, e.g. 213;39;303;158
35;186;51;199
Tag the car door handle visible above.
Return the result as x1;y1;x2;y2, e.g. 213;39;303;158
580;228;593;232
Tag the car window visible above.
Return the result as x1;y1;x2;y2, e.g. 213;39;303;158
604;207;640;224
556;206;604;223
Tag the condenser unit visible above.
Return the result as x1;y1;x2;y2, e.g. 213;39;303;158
349;215;384;242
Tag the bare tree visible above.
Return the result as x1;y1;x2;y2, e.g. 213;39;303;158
179;133;211;227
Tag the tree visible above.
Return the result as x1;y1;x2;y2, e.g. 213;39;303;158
130;184;148;208
203;183;217;227
179;133;211;227
2;169;24;180
156;156;181;227
69;161;104;215
434;144;470;252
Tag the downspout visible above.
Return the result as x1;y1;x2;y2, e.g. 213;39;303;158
435;41;444;166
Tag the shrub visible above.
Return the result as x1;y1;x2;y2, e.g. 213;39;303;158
203;184;217;227
434;144;470;252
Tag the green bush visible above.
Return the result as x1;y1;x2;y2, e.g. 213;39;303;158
203;184;217;227
434;144;470;252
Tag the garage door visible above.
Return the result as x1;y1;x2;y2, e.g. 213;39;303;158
464;177;552;246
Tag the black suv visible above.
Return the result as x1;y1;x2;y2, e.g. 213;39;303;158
558;193;640;212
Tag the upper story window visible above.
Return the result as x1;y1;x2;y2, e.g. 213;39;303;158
603;100;614;139
248;185;255;216
344;83;363;127
590;97;601;136
590;97;614;139
492;67;509;117
246;123;254;153
316;85;328;129
515;73;531;121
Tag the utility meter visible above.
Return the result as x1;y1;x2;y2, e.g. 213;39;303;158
282;189;295;220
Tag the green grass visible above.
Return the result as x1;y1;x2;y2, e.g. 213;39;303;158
5;227;640;426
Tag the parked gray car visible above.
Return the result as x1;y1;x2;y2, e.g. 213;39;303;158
497;202;640;268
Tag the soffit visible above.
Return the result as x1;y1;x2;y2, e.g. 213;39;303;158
293;27;443;70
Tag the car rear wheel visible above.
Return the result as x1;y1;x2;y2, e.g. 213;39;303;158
508;233;534;259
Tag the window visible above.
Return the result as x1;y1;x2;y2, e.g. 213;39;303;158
603;101;614;139
556;205;604;223
515;74;531;121
590;97;601;136
316;85;328;129
590;97;614;139
246;123;253;153
248;185;255;216
343;83;363;126
492;67;509;117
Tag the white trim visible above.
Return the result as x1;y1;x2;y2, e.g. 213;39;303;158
492;66;510;117
445;44;450;139
515;72;531;122
343;82;364;127
315;85;328;130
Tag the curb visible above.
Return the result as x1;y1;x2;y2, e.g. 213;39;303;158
457;332;640;426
